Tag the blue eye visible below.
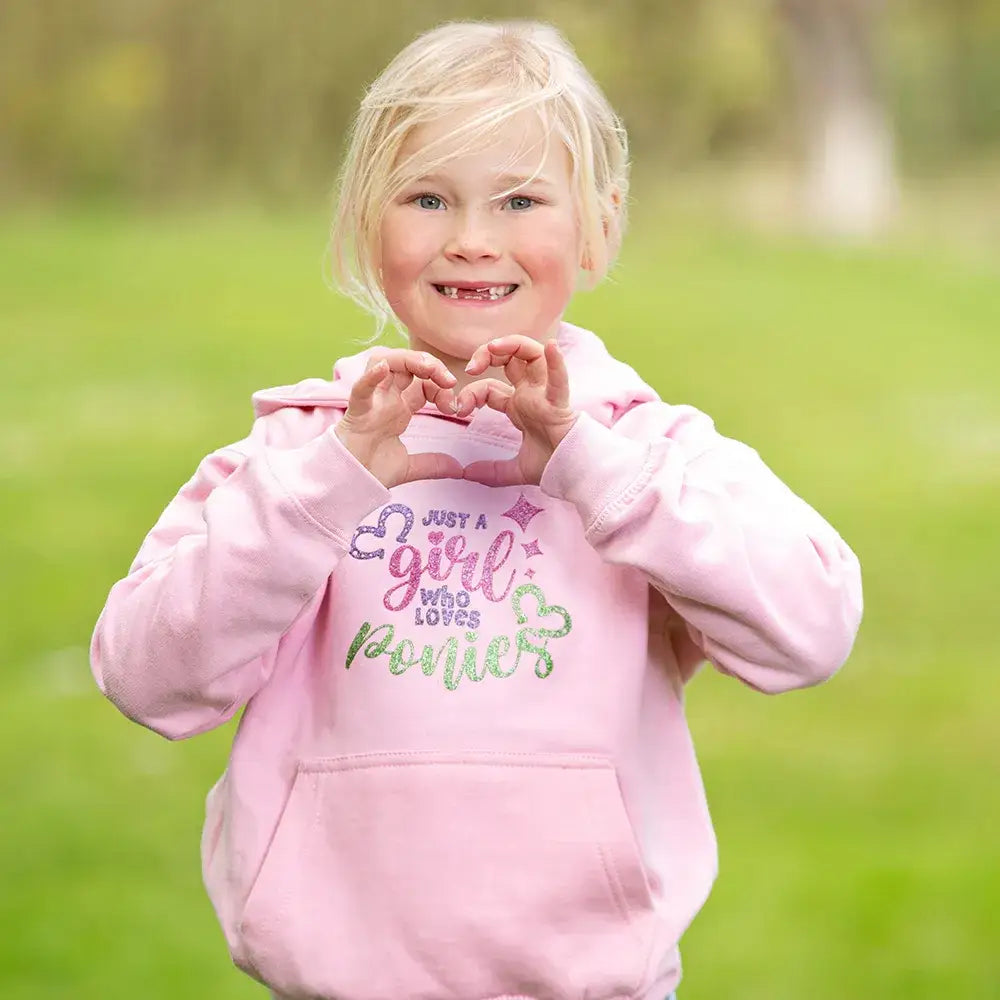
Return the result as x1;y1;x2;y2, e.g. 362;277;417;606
416;194;444;210
506;196;534;211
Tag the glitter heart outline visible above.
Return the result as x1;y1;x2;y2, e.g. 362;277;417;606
511;582;572;639
349;502;415;561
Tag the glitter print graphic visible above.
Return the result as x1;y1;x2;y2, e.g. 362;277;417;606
343;496;574;690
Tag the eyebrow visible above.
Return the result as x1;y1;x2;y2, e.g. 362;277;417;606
411;171;557;190
494;172;557;189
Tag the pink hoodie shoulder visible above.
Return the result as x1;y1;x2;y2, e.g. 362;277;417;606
540;395;864;693
89;350;392;740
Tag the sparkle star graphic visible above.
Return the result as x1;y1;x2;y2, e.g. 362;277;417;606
524;568;536;579
521;540;543;559
501;493;544;533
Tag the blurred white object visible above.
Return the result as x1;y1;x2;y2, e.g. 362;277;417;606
779;0;897;238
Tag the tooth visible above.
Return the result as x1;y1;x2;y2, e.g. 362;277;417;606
438;284;515;299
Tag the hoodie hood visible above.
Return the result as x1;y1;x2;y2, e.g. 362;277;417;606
250;322;658;432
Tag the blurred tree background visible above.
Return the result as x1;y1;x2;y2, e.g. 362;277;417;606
2;3;998;1000
2;0;998;231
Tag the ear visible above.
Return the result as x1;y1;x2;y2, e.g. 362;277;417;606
582;186;623;272
603;185;623;244
604;185;622;236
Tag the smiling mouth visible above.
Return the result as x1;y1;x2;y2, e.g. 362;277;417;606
433;284;518;301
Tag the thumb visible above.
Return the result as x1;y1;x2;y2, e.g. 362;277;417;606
402;451;465;484
462;457;527;487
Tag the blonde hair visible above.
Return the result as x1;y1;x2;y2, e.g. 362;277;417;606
329;20;630;337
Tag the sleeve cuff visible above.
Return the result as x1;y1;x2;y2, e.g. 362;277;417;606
264;425;391;546
539;411;652;533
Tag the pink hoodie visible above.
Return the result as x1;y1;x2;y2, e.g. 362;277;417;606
91;321;862;1000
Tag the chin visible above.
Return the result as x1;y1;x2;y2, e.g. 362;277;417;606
401;300;560;357
422;321;512;358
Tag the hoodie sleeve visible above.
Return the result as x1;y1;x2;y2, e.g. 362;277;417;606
539;405;863;693
90;417;390;739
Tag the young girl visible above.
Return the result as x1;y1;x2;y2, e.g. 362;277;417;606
91;20;863;1000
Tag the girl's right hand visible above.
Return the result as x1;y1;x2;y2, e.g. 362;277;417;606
334;350;464;488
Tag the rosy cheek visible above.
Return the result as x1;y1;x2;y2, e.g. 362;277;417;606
380;216;421;270
525;240;578;293
379;235;423;307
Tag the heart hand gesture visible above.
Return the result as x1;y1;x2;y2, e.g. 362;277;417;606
457;336;578;486
334;350;464;489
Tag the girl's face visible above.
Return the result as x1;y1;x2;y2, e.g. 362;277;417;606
378;108;582;364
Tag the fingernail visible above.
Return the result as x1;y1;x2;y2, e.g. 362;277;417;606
451;399;460;413
464;360;475;373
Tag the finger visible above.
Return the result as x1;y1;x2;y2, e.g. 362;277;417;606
349;360;389;413
402;377;458;416
464;336;541;376
428;383;459;416
544;340;570;407
455;378;514;418
484;335;546;366
463;342;494;377
481;334;544;357
464;336;536;374
399;375;425;413
403;451;465;484
463;458;525;487
378;349;457;390
365;352;398;392
505;356;528;386
390;368;417;394
468;336;547;386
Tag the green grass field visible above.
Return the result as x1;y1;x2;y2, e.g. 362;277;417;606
1;203;997;999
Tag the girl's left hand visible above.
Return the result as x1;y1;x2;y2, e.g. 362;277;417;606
457;336;578;486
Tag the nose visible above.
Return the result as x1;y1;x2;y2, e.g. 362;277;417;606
443;208;500;263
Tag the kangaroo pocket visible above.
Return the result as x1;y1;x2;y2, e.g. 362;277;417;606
237;751;655;1000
